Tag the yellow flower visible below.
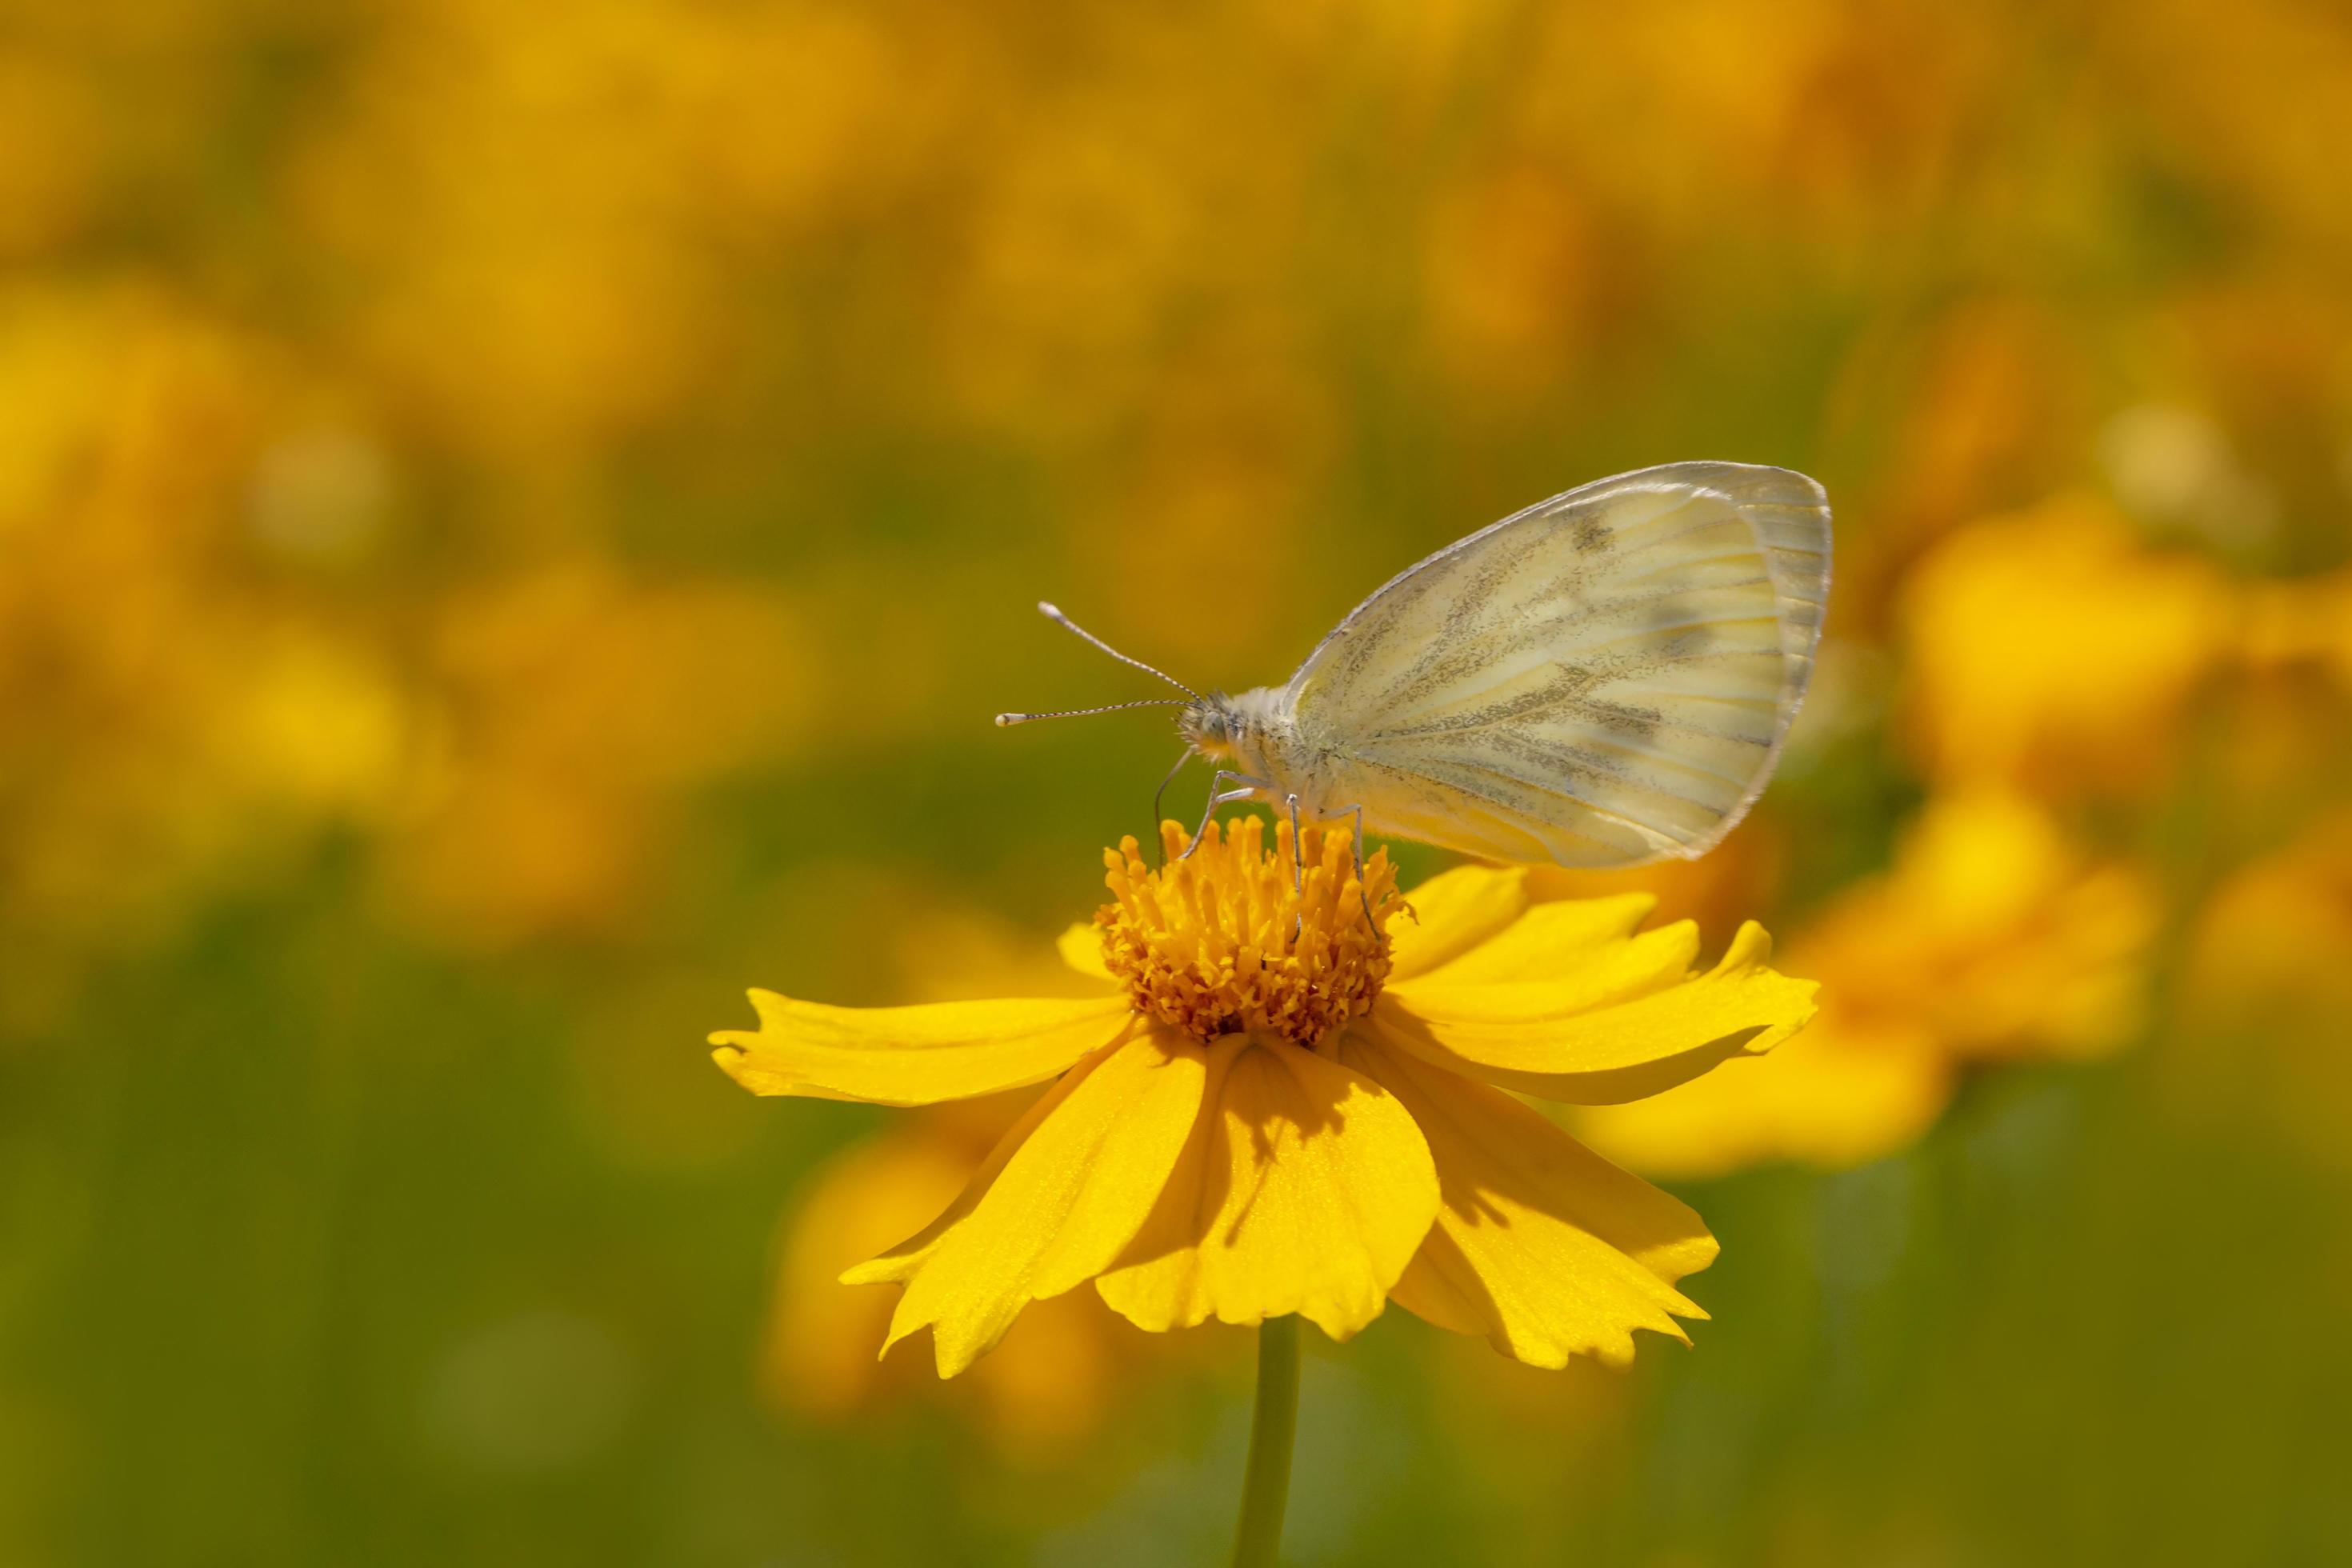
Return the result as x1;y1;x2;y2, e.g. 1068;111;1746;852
714;818;1816;1376
1899;494;2239;796
1570;789;2157;1177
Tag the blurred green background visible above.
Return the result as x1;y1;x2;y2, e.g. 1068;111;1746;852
6;1;2352;1563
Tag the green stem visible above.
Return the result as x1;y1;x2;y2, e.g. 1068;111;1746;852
1230;1314;1300;1568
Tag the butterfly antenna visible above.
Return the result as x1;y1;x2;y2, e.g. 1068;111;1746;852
1034;602;1200;700
994;698;1187;727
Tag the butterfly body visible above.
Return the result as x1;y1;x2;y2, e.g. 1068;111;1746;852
1008;461;1831;873
1178;686;1295;786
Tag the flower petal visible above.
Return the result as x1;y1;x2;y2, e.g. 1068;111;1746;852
1343;1034;1715;1369
1390;922;1704;1020
1056;922;1114;981
1386;865;1531;982
1394;892;1658;988
1094;1036;1439;1341
1366;922;1818;1102
710;990;1134;1106
842;1032;1210;1376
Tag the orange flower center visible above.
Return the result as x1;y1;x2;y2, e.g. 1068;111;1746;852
1095;817;1402;1048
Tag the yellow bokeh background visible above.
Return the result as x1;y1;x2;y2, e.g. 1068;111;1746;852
5;2;2351;1562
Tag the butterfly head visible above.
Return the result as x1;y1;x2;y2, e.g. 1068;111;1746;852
1178;694;1238;761
1179;687;1286;773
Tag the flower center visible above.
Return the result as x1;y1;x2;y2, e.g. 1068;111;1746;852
1096;816;1402;1048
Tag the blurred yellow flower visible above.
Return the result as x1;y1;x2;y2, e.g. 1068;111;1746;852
1810;789;2156;1062
0;282;417;1033
1572;789;2157;1177
1899;494;2239;795
716;818;1815;1375
385;565;810;948
2186;810;2352;1010
0;50;98;260
2172;810;2352;1174
2243;568;2352;692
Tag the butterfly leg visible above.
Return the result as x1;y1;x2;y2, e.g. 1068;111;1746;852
1282;794;1309;942
1179;771;1268;861
1147;746;1194;868
1343;805;1375;926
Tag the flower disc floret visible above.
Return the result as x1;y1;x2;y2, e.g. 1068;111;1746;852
1096;818;1402;1048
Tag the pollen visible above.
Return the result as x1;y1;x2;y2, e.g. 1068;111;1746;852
1096;816;1405;1049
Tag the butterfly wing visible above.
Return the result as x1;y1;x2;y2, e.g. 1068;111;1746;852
1283;462;1830;866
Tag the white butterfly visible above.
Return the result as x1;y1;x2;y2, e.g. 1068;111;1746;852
1001;461;1830;886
